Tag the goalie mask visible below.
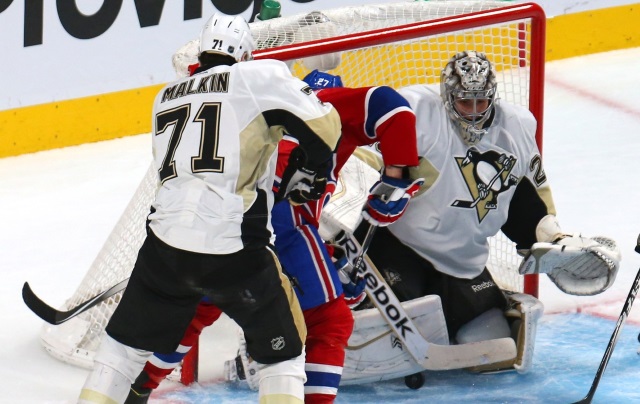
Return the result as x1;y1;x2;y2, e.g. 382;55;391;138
199;13;256;63
441;51;497;145
303;70;344;90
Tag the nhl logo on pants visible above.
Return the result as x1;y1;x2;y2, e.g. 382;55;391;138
271;336;285;351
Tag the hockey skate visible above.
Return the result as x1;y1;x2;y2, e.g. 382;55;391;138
223;331;260;390
124;372;153;404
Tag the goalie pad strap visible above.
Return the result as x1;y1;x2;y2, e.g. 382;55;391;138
466;292;543;374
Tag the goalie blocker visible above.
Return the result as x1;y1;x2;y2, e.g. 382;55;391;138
519;215;622;296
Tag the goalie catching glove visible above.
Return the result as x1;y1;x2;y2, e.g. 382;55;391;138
518;215;621;296
362;174;424;227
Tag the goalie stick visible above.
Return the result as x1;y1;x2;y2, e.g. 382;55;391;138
337;225;517;370
572;233;640;404
22;278;129;325
351;223;376;279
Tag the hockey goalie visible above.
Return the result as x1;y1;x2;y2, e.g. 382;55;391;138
313;154;621;385
316;51;621;385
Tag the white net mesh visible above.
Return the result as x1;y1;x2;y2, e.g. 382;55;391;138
41;0;543;369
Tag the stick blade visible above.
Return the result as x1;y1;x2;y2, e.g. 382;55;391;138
22;282;59;325
421;337;517;370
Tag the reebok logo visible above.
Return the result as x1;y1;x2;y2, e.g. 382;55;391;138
337;234;417;340
471;281;495;293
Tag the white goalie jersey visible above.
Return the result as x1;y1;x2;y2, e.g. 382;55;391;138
391;85;555;280
149;59;340;254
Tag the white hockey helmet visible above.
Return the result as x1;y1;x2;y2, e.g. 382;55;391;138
441;51;497;145
199;13;256;63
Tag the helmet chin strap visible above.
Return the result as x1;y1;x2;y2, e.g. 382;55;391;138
458;122;487;145
455;106;495;146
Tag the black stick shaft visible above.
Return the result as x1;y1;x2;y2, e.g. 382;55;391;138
22;278;128;325
574;234;640;403
352;223;377;278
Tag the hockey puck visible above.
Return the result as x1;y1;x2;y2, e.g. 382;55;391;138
404;372;425;389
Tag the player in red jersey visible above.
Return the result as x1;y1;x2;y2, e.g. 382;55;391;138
267;70;422;403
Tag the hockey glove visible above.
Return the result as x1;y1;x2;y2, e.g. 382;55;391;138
286;170;328;205
333;245;366;309
277;146;328;205
519;234;621;296
361;175;424;227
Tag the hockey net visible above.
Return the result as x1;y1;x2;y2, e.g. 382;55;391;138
39;0;546;383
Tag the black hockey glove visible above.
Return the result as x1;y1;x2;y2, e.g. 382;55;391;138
286;171;328;205
277;146;328;205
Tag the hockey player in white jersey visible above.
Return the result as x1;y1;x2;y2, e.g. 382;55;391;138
78;13;340;404
350;50;621;375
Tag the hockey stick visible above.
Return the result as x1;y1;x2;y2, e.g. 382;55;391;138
22;278;129;325
351;223;376;278
572;233;640;404
337;226;517;370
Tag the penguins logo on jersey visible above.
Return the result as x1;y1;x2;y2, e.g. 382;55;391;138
451;148;518;222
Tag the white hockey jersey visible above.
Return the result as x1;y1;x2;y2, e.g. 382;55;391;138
148;59;340;254
391;85;555;279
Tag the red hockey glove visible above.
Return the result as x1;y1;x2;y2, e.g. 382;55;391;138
362;175;424;227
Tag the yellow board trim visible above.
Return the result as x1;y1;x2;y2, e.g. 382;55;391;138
1;4;639;158
0;85;163;158
546;4;640;61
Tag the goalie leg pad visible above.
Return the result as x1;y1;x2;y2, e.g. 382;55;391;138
455;307;511;344
506;292;544;374
459;308;517;373
465;293;543;374
340;294;449;385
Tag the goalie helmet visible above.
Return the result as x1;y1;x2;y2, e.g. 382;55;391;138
199;13;256;63
303;69;344;90
441;51;497;145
